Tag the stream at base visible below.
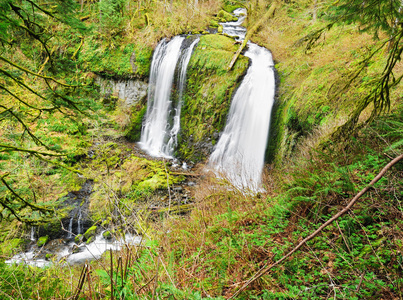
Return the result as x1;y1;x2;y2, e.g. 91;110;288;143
6;233;142;268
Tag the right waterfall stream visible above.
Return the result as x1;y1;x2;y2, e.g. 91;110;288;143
209;8;276;192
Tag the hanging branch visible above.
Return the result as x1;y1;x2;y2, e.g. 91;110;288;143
229;153;403;299
0;56;77;87
0;84;57;112
0;104;51;149
0;144;65;157
1;174;54;213
332;29;403;140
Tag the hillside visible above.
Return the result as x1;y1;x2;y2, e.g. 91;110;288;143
0;0;402;299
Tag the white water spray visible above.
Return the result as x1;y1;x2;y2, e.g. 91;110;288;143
209;10;276;192
165;37;199;153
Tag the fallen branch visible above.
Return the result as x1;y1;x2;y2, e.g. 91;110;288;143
227;2;278;70
229;153;403;299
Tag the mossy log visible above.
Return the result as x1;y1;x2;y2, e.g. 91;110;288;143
151;204;194;214
228;1;279;70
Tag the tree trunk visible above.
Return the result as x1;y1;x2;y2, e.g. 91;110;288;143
313;0;317;22
228;1;279;70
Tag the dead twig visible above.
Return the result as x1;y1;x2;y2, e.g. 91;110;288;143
73;264;88;300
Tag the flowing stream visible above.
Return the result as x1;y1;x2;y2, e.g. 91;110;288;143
209;9;276;192
6;233;141;267
140;36;199;157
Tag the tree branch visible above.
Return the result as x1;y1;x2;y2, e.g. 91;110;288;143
229;153;403;299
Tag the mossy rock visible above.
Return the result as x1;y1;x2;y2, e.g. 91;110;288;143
45;253;55;260
84;226;97;240
37;236;49;247
75;234;83;244
86;236;95;244
102;231;112;240
178;34;249;161
125;104;147;142
217;10;238;22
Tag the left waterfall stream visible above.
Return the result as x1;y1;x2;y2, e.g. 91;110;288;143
139;35;200;158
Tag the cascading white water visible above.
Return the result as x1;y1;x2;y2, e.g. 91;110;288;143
220;8;247;41
165;37;199;153
67;216;74;239
77;206;82;235
209;9;276;192
30;227;36;241
140;36;198;158
140;36;185;157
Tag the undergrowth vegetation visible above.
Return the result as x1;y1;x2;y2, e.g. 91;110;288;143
1;0;402;299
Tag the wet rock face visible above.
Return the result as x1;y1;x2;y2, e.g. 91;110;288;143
38;180;94;240
96;76;148;107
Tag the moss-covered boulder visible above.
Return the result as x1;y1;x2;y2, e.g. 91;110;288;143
75;234;83;244
125;102;147;142
84;226;97;240
37;236;49;247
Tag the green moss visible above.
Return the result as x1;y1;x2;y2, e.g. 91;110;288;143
75;234;83;244
79;39;152;78
217;10;238;22
178;34;249;161
85;144;185;221
222;1;243;13
133;45;153;77
37;236;49;247
86;236;94;244
103;231;112;239
84;226;97;240
0;238;23;257
125;104;147;142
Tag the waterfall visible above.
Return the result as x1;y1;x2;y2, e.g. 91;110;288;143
30;227;36;241
67;217;74;239
140;36;199;158
77;206;83;235
209;9;276;192
165;37;199;153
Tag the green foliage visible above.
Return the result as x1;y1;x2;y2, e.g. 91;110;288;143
0;262;70;299
99;0;126;34
0;238;23;257
125;104;147;142
328;0;402;37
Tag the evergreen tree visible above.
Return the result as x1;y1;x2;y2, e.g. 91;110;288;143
326;0;403;137
0;0;88;224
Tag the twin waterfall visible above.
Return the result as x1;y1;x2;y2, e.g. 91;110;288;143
140;9;276;192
